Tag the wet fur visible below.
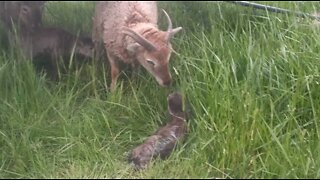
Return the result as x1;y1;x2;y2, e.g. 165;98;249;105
128;92;188;170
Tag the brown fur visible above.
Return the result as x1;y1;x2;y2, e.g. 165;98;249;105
0;1;46;34
128;92;188;170
20;27;94;79
92;1;182;91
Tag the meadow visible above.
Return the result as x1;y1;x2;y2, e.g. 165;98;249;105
1;1;320;178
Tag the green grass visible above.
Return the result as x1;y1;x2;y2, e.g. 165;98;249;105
1;1;320;178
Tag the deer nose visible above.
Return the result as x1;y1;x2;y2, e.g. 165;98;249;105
156;76;172;87
162;79;172;87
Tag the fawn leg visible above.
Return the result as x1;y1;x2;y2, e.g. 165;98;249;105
48;56;58;81
49;52;63;81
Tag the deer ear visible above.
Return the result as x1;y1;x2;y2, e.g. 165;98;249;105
171;27;183;36
126;43;141;55
169;27;182;40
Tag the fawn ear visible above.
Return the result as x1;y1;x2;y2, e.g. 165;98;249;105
126;43;141;55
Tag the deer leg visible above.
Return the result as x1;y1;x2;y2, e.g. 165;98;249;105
49;52;62;81
49;55;59;81
107;52;120;91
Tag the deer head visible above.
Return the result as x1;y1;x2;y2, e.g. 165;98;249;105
18;1;46;32
76;36;95;58
122;9;182;87
167;92;183;115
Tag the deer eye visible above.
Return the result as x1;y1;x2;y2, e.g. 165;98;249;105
21;6;30;13
146;59;155;66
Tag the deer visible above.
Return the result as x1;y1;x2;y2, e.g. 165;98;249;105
0;1;46;51
20;27;94;80
128;92;188;170
92;1;182;91
0;1;46;34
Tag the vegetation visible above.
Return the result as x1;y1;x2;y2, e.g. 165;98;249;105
1;1;320;178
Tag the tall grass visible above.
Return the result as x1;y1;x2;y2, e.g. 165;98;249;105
1;1;320;178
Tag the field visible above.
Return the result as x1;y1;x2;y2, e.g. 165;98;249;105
1;1;320;178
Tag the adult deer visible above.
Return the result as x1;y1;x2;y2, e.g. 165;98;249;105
92;1;182;91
